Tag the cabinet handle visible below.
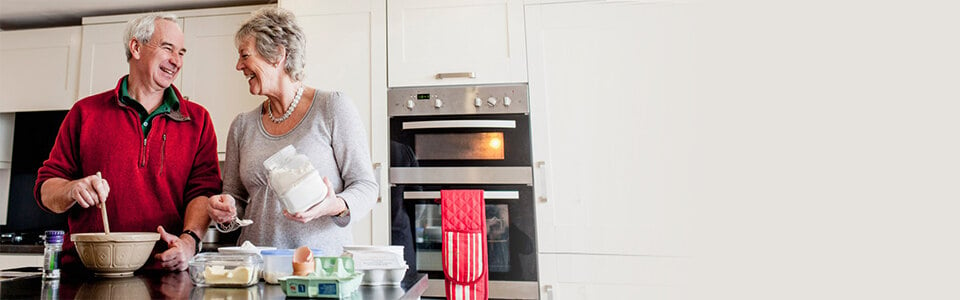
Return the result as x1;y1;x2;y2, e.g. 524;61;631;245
536;161;548;202
373;162;382;203
544;284;554;300
435;72;476;80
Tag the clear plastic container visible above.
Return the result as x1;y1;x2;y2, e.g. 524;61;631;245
261;249;294;284
263;145;328;213
188;253;262;287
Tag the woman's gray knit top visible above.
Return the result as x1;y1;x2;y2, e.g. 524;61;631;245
222;90;377;256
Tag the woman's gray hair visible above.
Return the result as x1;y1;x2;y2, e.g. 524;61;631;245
124;13;179;61
235;7;306;81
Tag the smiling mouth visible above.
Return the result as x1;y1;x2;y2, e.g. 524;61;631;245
160;65;177;76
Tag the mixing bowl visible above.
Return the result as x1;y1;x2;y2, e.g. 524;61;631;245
71;232;160;277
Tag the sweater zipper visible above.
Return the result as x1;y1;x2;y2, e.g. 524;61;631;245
140;138;147;167
159;133;166;174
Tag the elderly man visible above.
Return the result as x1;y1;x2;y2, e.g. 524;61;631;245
34;13;220;271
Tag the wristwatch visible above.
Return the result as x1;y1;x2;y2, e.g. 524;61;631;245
182;230;202;252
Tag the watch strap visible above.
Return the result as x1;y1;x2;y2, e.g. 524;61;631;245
182;230;202;252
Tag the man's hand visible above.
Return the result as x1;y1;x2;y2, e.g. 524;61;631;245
154;226;196;271
207;194;238;224
282;177;346;223
68;173;110;209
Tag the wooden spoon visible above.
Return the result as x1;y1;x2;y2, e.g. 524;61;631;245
96;172;110;234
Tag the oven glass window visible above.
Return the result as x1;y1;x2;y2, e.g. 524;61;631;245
414;132;505;160
413;203;511;273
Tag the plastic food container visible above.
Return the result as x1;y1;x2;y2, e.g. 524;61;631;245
263;145;328;213
188;253;262;287
261;249;294;284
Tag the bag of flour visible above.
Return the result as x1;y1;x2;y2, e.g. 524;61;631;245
263;145;328;213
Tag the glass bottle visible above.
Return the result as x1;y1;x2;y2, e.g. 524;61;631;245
42;230;64;280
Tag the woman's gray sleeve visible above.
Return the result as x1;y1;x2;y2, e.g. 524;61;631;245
328;92;378;227
222;114;249;217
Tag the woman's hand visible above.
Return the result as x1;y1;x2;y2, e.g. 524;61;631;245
283;177;346;223
207;194;238;223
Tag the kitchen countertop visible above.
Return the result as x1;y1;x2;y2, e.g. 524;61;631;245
0;267;428;299
0;244;43;254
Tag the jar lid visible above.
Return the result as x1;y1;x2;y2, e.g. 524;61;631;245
44;230;65;243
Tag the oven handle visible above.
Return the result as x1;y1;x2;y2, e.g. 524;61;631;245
403;191;521;200
401;120;516;130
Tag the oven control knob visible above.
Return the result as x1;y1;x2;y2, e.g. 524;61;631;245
475;97;483;107
406;99;415;109
435;98;443;108
503;96;512;106
487;97;497;107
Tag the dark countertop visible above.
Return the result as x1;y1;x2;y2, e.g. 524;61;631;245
1;267;428;299
0;244;43;254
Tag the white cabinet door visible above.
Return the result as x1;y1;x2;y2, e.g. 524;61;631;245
0;113;11;225
526;3;696;296
181;13;263;155
388;0;527;87
77;22;129;98
78;20;185;99
0;27;81;112
0;254;43;270
280;0;389;246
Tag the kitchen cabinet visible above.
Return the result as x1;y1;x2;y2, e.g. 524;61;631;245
180;13;263;155
80;6;268;156
526;1;695;298
0;113;12;224
387;0;527;87
76;22;172;98
279;0;389;246
0;26;81;112
0;254;42;270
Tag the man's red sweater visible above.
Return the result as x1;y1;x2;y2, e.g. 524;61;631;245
34;76;222;269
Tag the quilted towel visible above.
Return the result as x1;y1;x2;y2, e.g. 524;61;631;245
441;190;488;300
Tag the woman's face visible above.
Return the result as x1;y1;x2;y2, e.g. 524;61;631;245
236;35;282;97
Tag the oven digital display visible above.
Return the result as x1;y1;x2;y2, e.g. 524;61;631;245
414;132;505;160
417;93;430;100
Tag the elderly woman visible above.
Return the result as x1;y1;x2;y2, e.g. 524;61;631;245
205;7;377;255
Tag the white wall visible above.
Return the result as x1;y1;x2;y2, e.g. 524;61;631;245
682;0;960;299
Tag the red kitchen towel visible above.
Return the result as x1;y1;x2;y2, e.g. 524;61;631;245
441;190;488;300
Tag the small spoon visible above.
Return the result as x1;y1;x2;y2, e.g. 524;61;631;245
96;172;110;234
236;219;254;227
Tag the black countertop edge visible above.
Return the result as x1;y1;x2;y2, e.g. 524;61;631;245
0;267;430;299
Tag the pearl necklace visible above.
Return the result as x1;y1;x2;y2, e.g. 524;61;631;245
267;84;305;123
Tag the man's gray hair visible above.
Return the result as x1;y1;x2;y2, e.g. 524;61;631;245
235;7;306;81
124;13;179;60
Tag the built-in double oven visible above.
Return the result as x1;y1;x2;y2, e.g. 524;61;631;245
388;84;538;299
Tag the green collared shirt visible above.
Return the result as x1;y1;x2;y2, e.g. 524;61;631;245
120;77;180;137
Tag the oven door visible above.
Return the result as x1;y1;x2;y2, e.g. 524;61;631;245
389;114;531;167
397;184;538;287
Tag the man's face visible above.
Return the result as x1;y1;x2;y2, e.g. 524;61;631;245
134;19;185;89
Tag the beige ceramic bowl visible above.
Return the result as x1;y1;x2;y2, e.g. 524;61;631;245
71;232;160;277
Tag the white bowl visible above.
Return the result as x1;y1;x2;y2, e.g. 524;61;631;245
359;267;408;286
218;246;276;255
343;245;403;257
71;232;161;277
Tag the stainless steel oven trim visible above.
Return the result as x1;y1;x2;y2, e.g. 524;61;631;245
389;167;532;185
401;119;517;130
404;191;521;200
424;279;539;299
